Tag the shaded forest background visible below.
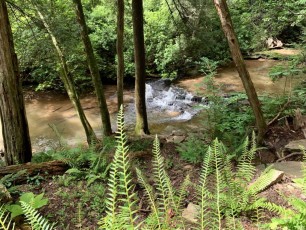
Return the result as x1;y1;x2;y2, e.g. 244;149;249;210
10;0;305;91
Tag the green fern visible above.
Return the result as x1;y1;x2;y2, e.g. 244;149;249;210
136;168;161;229
151;136;170;216
136;135;189;229
196;132;278;229
177;175;191;209
0;205;14;230
198;142;213;230
0;170;27;195
100;105;140;230
20;201;54;230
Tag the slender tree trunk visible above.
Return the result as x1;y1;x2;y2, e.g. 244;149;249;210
213;0;267;142
35;7;97;145
116;0;124;110
72;0;112;136
132;0;150;135
0;0;32;165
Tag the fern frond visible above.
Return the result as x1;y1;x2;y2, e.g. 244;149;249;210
0;205;14;230
211;139;224;230
152;135;170;216
177;175;191;209
103;149;119;229
101;105;139;229
236;132;257;183
249;168;283;194
259;201;293;217
136;168;161;229
198;145;213;230
163;170;177;212
20;201;54;230
288;196;306;214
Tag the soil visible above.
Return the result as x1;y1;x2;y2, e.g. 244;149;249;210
7;121;305;229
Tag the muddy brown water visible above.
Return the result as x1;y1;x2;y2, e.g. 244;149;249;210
0;58;304;153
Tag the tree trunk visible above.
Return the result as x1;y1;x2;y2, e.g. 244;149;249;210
0;0;32;165
213;0;267;143
73;0;112;136
35;6;97;145
116;0;125;110
0;160;69;183
132;0;150;135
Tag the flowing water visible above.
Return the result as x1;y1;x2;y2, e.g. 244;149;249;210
0;58;304;152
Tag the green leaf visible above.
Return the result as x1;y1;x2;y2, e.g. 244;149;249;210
7;204;23;218
19;192;48;209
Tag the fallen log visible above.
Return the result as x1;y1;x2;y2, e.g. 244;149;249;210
0;160;69;183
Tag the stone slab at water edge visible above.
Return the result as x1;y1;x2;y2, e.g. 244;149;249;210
257;161;306;179
285;139;306;151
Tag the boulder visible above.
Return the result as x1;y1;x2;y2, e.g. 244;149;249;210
166;135;186;143
162;126;184;136
285;139;306;152
182;203;200;223
257;161;305;179
266;37;283;49
0;183;12;203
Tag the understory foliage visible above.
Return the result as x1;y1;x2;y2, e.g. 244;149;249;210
197;133;271;229
136;136;190;229
20;202;54;230
32;143;113;186
100;106;190;229
100;108;285;229
0;192;54;230
0;205;14;230
100;105;139;229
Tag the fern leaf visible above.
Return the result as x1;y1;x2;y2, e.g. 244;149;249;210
211;139;224;230
260;201;293;217
236;132;257;184
198;145;213;230
0;205;14;230
136;168;161;229
101;105;139;229
249;168;283;194
20;201;54;230
152;135;170;216
177;175;191;210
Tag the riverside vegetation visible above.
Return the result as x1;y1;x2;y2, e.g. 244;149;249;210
1;0;306;229
1;106;306;229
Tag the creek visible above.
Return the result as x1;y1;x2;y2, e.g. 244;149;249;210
0;57;303;152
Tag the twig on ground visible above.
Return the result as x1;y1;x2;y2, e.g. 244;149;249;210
276;152;304;162
268;100;291;126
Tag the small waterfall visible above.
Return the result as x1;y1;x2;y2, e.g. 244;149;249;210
144;80;206;122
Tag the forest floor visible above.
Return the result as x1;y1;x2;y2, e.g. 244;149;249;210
12;120;305;230
6;48;306;229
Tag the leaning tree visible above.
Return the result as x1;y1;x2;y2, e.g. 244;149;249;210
72;0;112;136
213;0;267;142
0;0;32;165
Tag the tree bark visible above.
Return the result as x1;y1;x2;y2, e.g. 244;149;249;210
0;160;69;183
73;0;112;136
0;0;32;165
132;0;150;135
116;0;125;110
213;0;267;143
35;6;97;145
